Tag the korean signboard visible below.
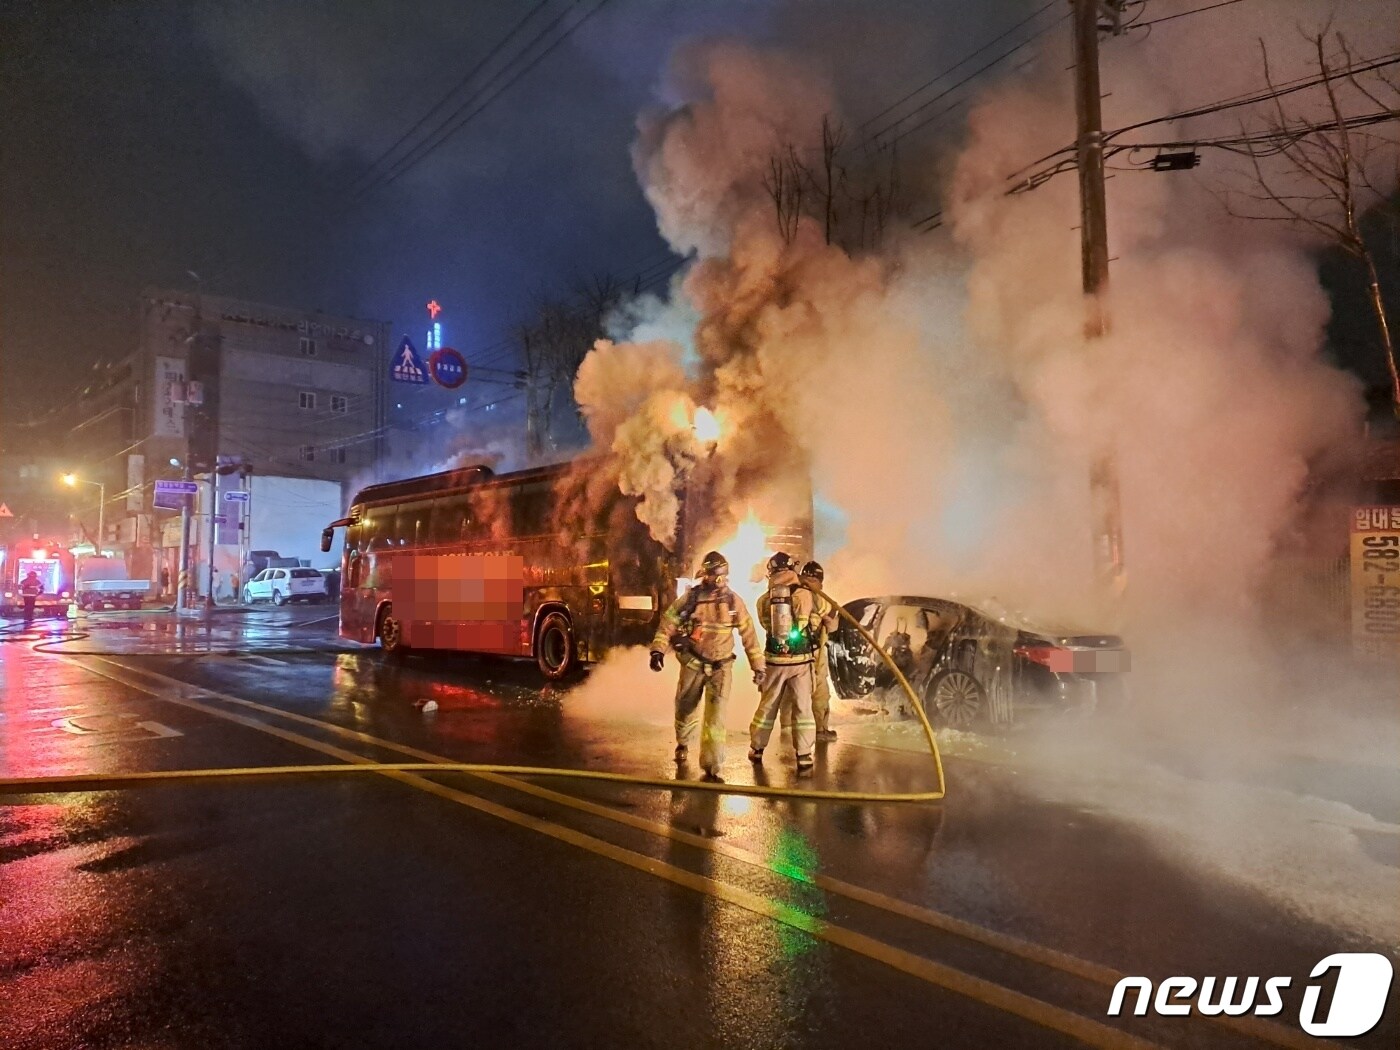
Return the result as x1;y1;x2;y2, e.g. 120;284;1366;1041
154;356;186;438
1350;505;1400;660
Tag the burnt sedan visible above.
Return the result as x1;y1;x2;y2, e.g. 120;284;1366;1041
828;596;1129;728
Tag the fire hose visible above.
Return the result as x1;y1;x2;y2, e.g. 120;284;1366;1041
0;589;946;803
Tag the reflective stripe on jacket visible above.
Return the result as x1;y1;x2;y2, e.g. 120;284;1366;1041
652;586;764;670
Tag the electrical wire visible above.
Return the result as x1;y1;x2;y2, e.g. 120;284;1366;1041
859;0;1059;133
1128;0;1247;31
343;0;558;197
862;11;1069;149
350;0;614;203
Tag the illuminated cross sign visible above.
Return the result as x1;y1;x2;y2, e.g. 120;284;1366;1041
426;299;442;319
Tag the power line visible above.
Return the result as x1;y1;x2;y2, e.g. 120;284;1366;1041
1109;50;1400;140
863;10;1069;148
344;0;558;197
350;0;614;203
859;0;1059;132
1129;0;1247;31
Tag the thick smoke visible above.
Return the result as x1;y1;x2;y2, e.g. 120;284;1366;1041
564;0;1399;945
581;3;1396;631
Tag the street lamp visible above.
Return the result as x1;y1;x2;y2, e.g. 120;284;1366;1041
61;473;105;554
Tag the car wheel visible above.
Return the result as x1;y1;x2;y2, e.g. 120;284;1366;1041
273;589;287;606
379;607;407;657
242;588;254;604
535;611;576;680
926;669;985;728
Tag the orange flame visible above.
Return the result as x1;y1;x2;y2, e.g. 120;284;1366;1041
693;406;722;445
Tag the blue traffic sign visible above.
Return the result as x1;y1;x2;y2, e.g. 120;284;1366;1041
156;480;199;494
391;336;429;384
224;490;250;503
429;347;467;389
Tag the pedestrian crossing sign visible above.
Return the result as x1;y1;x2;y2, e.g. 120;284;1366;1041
391;336;429;384
0;503;12;517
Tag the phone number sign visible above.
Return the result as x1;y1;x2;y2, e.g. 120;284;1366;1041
1350;506;1400;660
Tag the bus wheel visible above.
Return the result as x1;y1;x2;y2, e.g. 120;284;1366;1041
535;611;575;680
379;608;407;657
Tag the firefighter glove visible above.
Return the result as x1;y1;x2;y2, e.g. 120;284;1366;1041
752;668;766;687
649;650;665;672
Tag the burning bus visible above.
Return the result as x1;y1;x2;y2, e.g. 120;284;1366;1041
322;460;810;678
1;538;74;616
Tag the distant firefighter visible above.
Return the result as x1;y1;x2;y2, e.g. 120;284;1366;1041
650;551;765;782
20;570;42;623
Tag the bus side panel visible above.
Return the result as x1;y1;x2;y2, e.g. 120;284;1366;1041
396;552;525;654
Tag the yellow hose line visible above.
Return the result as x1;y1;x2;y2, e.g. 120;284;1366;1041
0;760;937;801
816;586;946;799
4;590;944;803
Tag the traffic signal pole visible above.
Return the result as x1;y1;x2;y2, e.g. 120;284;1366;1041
1073;0;1126;607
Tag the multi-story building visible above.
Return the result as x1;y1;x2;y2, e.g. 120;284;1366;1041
45;289;390;590
136;288;390;483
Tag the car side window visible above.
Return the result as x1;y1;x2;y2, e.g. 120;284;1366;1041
253;570;267;582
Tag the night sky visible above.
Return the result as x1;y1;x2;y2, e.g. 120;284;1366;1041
1;0;1005;431
5;0;1391;438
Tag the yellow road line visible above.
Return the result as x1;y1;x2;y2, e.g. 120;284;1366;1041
64;654;1323;1050
54;654;1159;1050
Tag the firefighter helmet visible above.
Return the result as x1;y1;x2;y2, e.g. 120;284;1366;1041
698;551;729;579
766;551;797;576
800;560;824;583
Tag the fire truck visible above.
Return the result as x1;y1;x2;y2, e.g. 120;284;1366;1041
1;537;74;616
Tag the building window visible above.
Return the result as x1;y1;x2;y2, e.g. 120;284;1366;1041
18;464;39;479
330;447;347;464
299;337;317;357
299;391;316;410
300;445;316;462
330;395;348;414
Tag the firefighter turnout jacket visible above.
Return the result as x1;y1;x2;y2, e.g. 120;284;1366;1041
757;568;823;665
653;585;765;673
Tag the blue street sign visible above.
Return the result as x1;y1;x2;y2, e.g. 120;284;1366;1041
224;490;250;503
391;336;429;384
153;479;198;511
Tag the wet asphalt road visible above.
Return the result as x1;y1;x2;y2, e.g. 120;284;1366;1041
1;607;1396;1049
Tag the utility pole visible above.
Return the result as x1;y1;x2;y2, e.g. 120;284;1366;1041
1073;0;1126;606
205;470;218;610
175;464;192;610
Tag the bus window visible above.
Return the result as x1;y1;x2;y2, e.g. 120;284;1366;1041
427;494;468;546
361;503;395;552
394;498;434;548
512;482;551;537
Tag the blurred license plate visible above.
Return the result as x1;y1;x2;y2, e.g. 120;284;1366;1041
1051;649;1129;673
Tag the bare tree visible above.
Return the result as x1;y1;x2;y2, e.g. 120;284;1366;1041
763;115;907;252
1227;30;1400;417
520;275;624;455
762;145;808;245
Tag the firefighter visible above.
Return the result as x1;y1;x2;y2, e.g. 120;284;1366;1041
750;551;822;774
20;570;42;623
800;560;840;740
650;551;765;782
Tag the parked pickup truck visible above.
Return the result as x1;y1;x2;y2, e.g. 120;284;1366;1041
75;558;151;611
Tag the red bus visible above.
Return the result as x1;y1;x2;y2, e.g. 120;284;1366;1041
322;461;812;679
